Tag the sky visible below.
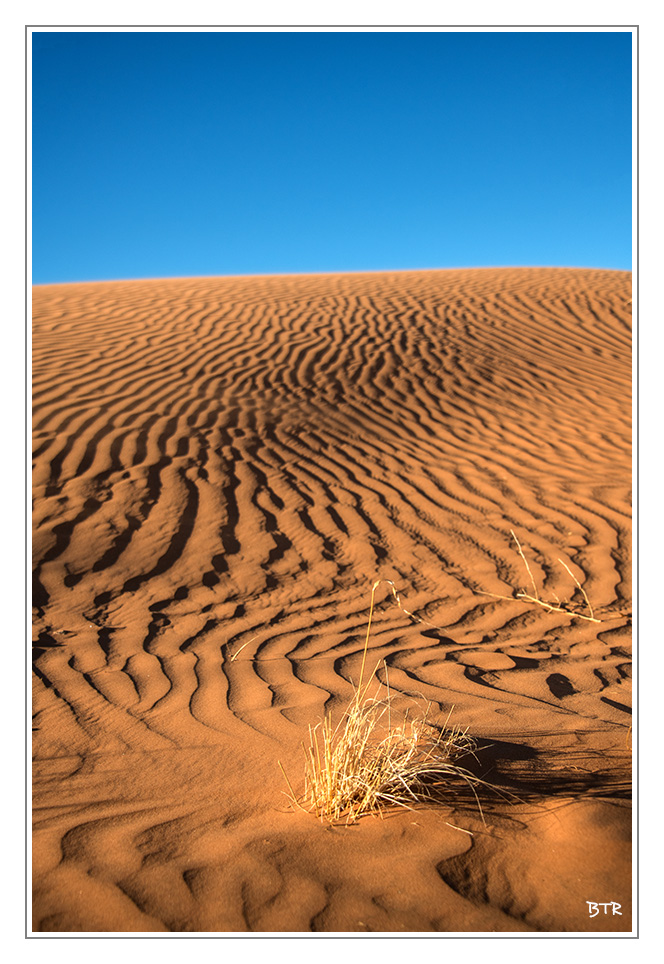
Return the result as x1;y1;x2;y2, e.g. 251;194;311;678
31;29;633;285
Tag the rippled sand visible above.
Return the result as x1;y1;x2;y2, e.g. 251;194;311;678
32;268;632;933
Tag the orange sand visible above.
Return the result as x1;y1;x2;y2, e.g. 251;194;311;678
32;268;632;933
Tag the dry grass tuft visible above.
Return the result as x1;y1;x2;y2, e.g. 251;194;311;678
280;580;486;825
296;691;482;825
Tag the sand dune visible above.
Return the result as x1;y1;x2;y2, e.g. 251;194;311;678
32;267;632;933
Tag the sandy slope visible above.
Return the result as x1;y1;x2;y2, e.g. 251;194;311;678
32;268;632;933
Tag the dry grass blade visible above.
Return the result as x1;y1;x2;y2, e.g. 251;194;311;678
511;529;539;600
556;557;595;621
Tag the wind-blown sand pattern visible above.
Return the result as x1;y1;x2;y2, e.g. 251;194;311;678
32;268;632;933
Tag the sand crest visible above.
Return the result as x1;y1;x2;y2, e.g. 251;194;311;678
32;267;631;933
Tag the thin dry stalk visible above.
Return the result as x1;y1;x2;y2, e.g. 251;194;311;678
477;530;602;624
511;530;539;600
227;633;260;662
557;557;595;621
229;640;251;662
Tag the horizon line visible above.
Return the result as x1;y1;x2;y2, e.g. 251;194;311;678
32;263;633;287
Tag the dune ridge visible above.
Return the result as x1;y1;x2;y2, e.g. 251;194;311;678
32;267;631;932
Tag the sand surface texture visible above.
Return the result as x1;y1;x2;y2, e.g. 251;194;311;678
32;268;632;933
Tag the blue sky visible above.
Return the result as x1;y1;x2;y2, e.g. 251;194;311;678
31;30;632;285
